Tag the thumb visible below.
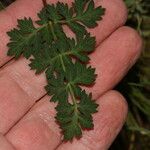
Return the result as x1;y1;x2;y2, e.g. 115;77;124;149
0;133;16;150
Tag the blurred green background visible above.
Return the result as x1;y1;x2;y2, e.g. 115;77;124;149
111;0;150;149
0;0;150;149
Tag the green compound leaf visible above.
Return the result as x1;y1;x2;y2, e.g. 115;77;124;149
7;17;54;58
7;0;105;59
45;61;96;102
56;90;98;141
57;0;105;36
6;0;105;141
63;61;96;85
29;34;95;73
73;0;105;28
7;18;37;58
45;69;69;102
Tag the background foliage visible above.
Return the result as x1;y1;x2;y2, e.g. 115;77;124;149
0;0;150;149
111;0;150;149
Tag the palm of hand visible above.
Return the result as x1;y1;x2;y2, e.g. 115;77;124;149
0;0;142;150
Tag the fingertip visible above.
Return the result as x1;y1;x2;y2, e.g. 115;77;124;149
117;26;143;64
102;0;128;24
92;0;128;44
98;90;128;120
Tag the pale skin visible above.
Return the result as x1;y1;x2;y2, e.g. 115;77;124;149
0;0;142;150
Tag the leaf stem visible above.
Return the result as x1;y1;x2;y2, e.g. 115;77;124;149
48;21;57;41
59;55;66;72
55;17;78;24
68;84;78;113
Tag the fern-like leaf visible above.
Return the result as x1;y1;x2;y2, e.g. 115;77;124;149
56;90;98;140
7;0;105;141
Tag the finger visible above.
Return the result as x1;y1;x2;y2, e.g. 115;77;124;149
6;96;60;150
0;0;127;66
56;91;128;150
86;26;142;98
0;133;16;150
0;51;47;134
0;26;142;134
5;90;127;150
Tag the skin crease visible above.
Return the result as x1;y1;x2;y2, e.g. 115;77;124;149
0;133;16;150
0;0;142;150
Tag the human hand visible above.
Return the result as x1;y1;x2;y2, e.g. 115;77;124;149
0;0;142;150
